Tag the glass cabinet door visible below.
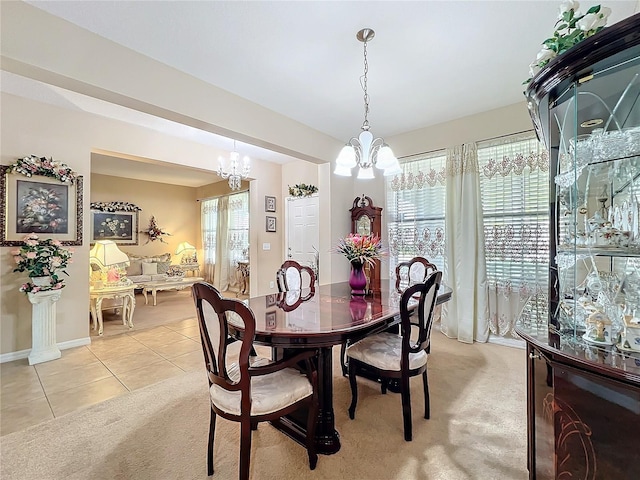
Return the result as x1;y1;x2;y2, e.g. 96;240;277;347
552;52;640;348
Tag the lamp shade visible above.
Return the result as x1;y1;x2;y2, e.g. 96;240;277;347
175;241;196;255
89;240;130;268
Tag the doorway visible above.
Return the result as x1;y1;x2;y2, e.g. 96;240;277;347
285;195;320;280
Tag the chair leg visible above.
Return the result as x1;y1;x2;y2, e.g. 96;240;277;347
348;360;358;420
208;409;217;476
422;370;430;419
340;341;348;376
305;396;318;470
401;375;412;441
239;419;252;480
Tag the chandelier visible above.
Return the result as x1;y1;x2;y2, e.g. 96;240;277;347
217;140;250;190
334;28;401;179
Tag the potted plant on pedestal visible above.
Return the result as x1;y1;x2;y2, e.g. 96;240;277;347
12;233;73;293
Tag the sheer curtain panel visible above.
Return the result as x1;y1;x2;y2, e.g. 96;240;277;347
442;143;489;343
201;198;218;283
478;134;549;339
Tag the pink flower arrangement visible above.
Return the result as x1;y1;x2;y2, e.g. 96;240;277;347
12;233;73;286
333;233;384;267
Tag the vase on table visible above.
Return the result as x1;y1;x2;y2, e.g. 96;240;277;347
349;261;367;296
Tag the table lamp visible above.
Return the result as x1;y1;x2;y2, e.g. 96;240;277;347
90;240;130;286
176;241;197;264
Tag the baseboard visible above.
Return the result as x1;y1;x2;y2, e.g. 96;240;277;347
488;335;525;349
0;336;92;363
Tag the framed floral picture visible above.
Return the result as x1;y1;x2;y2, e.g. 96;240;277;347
90;210;139;245
265;195;276;212
1;166;83;246
265;311;277;330
266;216;276;232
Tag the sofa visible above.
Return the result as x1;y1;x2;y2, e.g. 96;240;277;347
124;252;172;284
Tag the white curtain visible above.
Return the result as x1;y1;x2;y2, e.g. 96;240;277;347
213;196;231;292
201;192;250;293
201;198;218;283
442;143;489;343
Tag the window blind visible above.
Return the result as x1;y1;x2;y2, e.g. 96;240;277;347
385;151;447;276
478;133;550;293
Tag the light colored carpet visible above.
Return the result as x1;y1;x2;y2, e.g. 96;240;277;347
0;333;527;480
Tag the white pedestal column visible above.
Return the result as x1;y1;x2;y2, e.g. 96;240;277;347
27;289;62;365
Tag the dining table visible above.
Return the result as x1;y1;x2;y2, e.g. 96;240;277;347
226;280;452;455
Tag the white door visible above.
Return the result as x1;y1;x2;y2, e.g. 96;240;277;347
286;196;319;274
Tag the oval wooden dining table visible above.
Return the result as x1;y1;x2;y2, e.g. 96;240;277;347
226;281;452;455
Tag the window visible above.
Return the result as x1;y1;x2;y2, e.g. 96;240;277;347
478;134;549;293
386;151;447;275
385;132;549;336
201;190;250;286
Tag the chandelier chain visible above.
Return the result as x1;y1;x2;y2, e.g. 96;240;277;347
361;39;370;131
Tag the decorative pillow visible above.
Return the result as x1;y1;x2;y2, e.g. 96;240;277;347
157;261;171;274
142;262;158;275
126;260;143;276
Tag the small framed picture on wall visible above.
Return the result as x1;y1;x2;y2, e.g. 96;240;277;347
266;216;276;232
265;195;276;212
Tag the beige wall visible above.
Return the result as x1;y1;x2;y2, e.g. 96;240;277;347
91;173;200;261
0;92;292;358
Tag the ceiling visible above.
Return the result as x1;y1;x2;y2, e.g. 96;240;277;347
5;1;640;186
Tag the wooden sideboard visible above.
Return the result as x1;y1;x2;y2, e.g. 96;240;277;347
516;326;640;479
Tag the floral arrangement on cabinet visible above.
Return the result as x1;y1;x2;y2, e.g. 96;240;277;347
141;215;171;244
525;1;611;83
12;233;73;293
333;233;384;267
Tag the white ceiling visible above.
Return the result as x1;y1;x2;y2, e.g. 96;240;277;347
6;1;640;185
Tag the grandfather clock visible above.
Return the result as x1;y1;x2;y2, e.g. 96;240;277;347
350;195;383;294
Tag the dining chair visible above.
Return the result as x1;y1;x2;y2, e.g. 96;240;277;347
346;271;442;441
339;256;439;376
395;256;438;292
276;260;316;292
192;282;319;480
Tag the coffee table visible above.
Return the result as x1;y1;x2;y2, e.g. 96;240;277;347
140;277;204;306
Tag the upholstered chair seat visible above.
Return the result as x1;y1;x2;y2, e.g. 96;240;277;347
345;332;427;371
210;365;313;416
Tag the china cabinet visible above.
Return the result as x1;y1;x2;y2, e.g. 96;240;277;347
520;14;640;479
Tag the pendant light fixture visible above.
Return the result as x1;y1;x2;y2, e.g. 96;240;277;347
217;140;250;190
334;28;401;179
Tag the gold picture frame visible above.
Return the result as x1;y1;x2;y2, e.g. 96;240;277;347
1;166;83;246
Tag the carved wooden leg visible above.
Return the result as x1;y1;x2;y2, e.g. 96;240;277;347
306;394;318;470
239;418;252;480
208;409;216;476
422;370;430;419
348;361;358;420
401;375;412;441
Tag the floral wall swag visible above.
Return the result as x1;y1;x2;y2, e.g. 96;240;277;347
141;216;171;244
90;201;142;212
288;183;318;197
9;155;78;184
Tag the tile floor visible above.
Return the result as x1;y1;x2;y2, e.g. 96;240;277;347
0;317;203;437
